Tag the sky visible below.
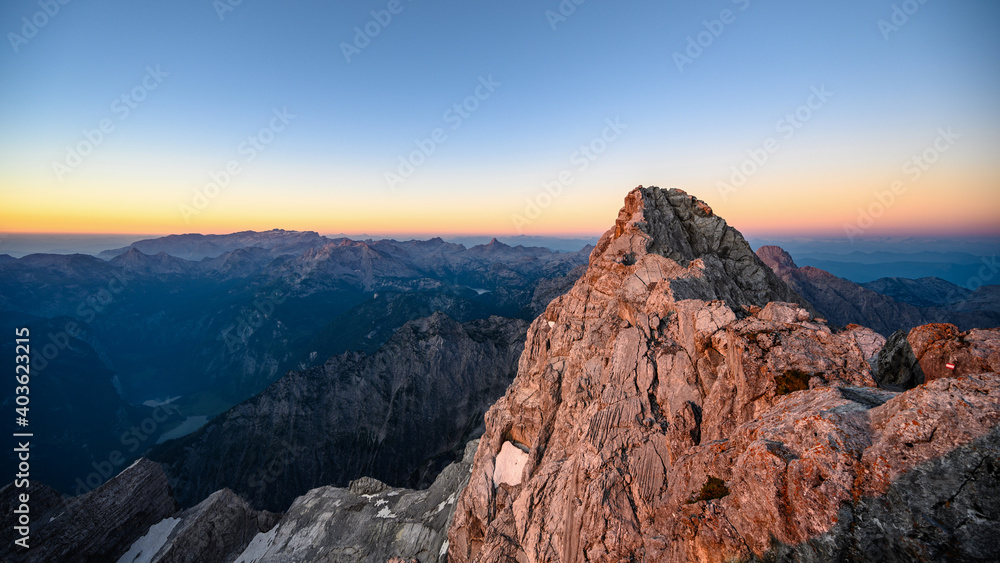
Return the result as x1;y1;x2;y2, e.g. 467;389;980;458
1;0;999;240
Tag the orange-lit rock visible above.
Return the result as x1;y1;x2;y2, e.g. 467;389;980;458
448;187;1000;562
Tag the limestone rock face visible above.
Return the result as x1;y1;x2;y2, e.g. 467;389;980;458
232;439;480;563
876;323;1000;389
7;442;472;563
447;187;1000;562
905;323;1000;383
594;189;810;311
117;488;281;563
0;459;178;563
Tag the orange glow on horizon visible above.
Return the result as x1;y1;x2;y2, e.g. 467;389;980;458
3;164;998;239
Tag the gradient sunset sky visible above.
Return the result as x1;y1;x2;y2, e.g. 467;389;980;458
1;0;998;238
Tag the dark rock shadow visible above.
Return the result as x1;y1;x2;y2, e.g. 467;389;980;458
750;426;1000;562
876;330;926;390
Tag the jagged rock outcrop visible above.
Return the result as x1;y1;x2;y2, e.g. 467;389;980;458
598;191;809;311
0;459;178;563
152;313;528;511
876;323;1000;389
232;439;480;563
5;440;470;563
448;187;1000;562
874;330;924;390
117;488;281;563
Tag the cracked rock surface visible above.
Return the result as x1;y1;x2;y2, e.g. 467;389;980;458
231;439;479;563
877;323;1000;390
448;187;1000;562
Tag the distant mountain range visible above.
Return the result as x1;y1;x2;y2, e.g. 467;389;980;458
795;256;996;286
3;228;998;500
744;236;999;286
0;231;599;258
4;194;999;563
748;235;1000;257
757;246;1000;336
0;232;590;496
96;229;329;261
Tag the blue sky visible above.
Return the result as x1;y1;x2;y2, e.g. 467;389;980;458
1;0;998;237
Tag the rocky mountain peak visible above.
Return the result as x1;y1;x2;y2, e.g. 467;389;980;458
470;237;515;256
588;186;810;312
110;245;190;275
756;244;798;270
447;186;1000;562
597;186;717;263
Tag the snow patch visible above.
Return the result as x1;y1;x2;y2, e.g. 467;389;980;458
435;492;457;514
493;441;529;487
234;526;278;563
116;517;180;563
440;539;450;557
548;321;555;328
376;507;397;519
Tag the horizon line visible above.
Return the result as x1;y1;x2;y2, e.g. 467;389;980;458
4;230;1000;240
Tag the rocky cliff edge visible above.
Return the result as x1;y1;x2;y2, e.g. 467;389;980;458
448;187;1000;562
